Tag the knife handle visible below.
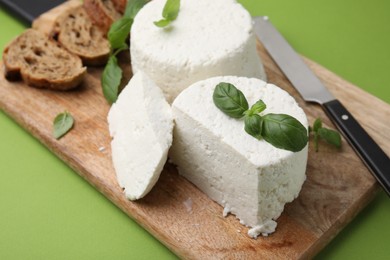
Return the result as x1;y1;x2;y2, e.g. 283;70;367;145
323;99;390;196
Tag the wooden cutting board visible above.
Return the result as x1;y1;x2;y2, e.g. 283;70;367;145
1;33;389;259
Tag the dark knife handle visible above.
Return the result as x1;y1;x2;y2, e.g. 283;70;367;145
323;99;390;196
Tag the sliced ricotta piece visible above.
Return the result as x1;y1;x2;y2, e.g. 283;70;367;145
170;76;308;238
108;71;174;200
131;0;266;103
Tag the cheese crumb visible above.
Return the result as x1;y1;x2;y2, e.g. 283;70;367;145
183;198;193;213
223;204;231;217
248;220;277;239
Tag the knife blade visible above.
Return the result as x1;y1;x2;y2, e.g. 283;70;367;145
254;16;390;196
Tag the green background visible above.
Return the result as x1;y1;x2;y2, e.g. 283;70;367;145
0;0;389;259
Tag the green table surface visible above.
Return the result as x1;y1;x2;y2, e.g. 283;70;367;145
0;1;389;259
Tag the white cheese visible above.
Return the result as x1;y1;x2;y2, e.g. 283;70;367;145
108;71;173;200
170;76;308;238
130;0;266;103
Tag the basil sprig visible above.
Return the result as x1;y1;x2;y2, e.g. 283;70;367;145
213;82;308;152
102;0;147;104
53;111;74;140
154;0;181;28
309;118;341;151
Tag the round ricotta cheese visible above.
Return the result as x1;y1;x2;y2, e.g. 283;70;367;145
170;76;308;238
130;0;266;103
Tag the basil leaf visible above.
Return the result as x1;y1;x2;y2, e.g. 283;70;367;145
262;114;308;152
102;55;122;104
108;18;133;50
244;114;263;140
213;82;249;118
124;0;147;19
108;0;146;49
313;118;322;132
246;99;266;116
154;0;180;28
104;0;146;105
53;112;74;139
113;43;130;56
312;118;322;151
318;127;342;148
154;19;172;28
162;0;180;20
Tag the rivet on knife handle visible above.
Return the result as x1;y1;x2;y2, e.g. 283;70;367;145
253;16;390;196
323;100;390;194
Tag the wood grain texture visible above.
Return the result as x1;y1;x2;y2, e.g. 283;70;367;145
0;38;389;259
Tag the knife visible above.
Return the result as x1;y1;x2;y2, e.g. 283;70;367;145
254;16;390;196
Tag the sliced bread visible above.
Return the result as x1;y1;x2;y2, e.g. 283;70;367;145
3;29;86;90
84;0;122;34
53;5;110;66
32;0;82;36
32;0;110;66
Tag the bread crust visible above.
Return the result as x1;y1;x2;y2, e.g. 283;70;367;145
53;6;110;66
32;0;83;36
33;0;110;66
84;0;122;34
112;0;127;13
2;29;86;90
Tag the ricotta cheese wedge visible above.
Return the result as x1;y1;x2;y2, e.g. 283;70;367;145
170;76;308;238
130;0;266;102
108;71;174;200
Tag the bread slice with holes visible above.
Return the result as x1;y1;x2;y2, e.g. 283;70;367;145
52;4;110;66
2;29;86;90
84;0;122;34
32;0;110;66
32;0;82;36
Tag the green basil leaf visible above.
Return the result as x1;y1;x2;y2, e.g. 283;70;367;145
213;82;249;118
244;114;263;140
262;113;308;152
162;0;180;20
108;0;146;49
318;127;342;148
124;0;147;19
102;55;122;104
53;112;74;139
108;18;133;50
154;19;172;28
246;99;266;116
112;43;129;57
313;118;322;132
154;0;180;28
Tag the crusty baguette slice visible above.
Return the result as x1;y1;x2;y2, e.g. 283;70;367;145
32;0;82;36
84;0;122;34
32;0;110;66
3;29;86;90
53;5;111;66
